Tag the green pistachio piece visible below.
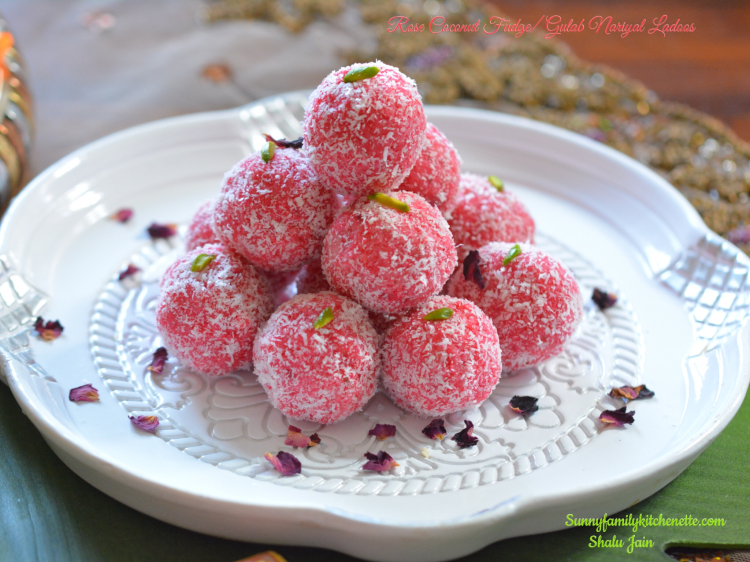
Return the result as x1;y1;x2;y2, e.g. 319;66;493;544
314;307;334;330
261;141;275;163
343;66;380;83
422;308;454;321
191;254;216;272
488;175;504;191
367;193;410;213
502;244;522;266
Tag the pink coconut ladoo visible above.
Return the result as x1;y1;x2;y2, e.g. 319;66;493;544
321;191;458;315
447;173;535;260
447;242;583;371
303;61;427;199
213;147;337;272
156;244;273;376
381;295;503;417
397;122;461;214
184;198;219;252
253;292;380;424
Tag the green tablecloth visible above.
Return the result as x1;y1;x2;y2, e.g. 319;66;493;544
1;380;748;562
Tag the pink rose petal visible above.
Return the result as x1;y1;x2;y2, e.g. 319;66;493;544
368;423;396;440
362;451;399;472
34;317;64;341
69;383;99;403
129;414;159;432
111;208;133;223
422;419;446;440
599;406;635;426
264;451;301;476
452;420;478;449
147;347;168;375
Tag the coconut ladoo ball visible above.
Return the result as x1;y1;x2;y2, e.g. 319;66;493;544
156;243;273;376
321;191;458;315
303;61;427;199
447;242;583;372
447;173;535;260
213;145;337;272
185;198;219;252
397;123;461;214
381;295;503;417
253;292;380;424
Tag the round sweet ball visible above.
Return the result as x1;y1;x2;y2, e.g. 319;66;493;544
397;123;461;214
381;295;502;417
213;147;337;272
322;191;458;315
185;198;219;252
447;242;583;372
447;173;535;260
303;61;427;199
253;292;380;424
295;257;331;295
156;243;273;376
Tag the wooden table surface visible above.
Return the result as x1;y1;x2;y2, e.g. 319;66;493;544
493;0;750;141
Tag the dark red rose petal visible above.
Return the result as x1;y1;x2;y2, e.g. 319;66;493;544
262;134;303;150
463;250;485;290
592;288;618;310
118;264;141;281
368;423;396;440
69;383;100;403
452;420;479;449
609;384;654;401
599;406;635;426
146;222;178;240
362;451;399;472
146;347;168;375
309;433;321;446
129;414;159;432
509;395;539;415
421;419;447;440
34;317;64;341
264;451;301;476
111;208;133;223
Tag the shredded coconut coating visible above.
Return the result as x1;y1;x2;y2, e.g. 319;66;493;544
294;257;331;295
381;295;502;417
303;61;427;199
253;292;380;424
447;242;583;371
156;243;274;376
321;191;458;315
185;198;219;252
213;148;337;272
397;123;462;214
447;173;535;260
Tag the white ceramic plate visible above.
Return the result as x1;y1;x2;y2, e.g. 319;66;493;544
1;92;749;562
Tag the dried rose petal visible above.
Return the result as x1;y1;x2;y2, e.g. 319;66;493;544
509;395;539;415
263;134;303;150
609;384;654;401
118;264;141;281
129;414;159;432
422;419;447;440
463;250;485;289
368;424;396;440
284;425;319;448
146;222;178;240
34;317;64;341
69;383;99;403
147;347;168;375
264;451;301;476
592;288;618;310
110;208;133;223
599;406;635;426
201;63;232;83
234;552;288;562
452;420;479;449
309;433;321;446
362;451;399;472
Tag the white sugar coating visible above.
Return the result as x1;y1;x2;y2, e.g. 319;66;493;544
253;291;380;424
321;190;458;315
303;60;427;199
185;198;219;252
156;243;274;376
213;147;337;272
381;295;503;417
397;122;462;214
447;242;583;371
447;173;535;260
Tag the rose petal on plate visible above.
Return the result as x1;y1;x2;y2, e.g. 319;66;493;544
599;406;635;426
362;451;399;472
284;425;312;448
609;384;654;401
592;288;618;310
147;347;168;375
421;419;447;440
452;420;479;449
34;317;64;341
234;551;289;562
110;208;133;223
146;222;178;240
308;433;321;447
118;264;141;281
129;414;159;432
463;250;485;289
69;383;99;403
368;423;396;440
264;451;301;476
263;134;303;150
509;395;539;415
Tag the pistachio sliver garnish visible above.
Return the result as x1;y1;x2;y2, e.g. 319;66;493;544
343;65;380;83
261;141;276;163
423;308;454;321
314;307;334;330
488;175;504;191
367;193;410;213
191;253;216;272
502;244;522;266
